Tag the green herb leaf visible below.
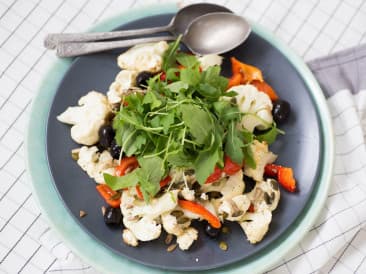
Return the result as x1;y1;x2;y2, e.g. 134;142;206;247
194;136;221;184
136;156;166;201
104;171;139;191
143;91;162;109
176;52;199;68
243;145;256;169
201;66;228;93
180;67;201;86
162;35;182;71
225;122;244;164
179;104;213;145
255;124;284;144
197;83;221;100
166;81;189;93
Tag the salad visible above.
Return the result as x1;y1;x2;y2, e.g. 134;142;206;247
57;37;296;251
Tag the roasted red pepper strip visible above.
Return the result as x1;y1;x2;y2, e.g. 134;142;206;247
159;175;172;188
230;57;264;83
178;199;221;229
135;186;144;200
205;156;242;183
96;184;121;208
251;80;279;101
278;167;296;192
227;73;242;89
223;156;242;175
264;164;296;192
115;156;139;176
205;166;223;184
264;164;280;177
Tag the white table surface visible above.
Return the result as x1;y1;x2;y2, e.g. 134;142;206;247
0;0;366;273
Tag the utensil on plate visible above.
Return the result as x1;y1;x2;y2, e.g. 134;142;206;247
44;3;231;49
56;13;251;57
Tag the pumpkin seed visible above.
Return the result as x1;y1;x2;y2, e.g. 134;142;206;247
167;243;177;252
219;241;228;251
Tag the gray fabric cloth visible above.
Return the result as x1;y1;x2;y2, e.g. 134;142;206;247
308;44;366;98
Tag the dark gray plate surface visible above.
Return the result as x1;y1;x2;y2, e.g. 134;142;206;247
46;14;321;271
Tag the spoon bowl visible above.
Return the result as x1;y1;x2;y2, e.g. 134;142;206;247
170;3;232;35
183;12;251;55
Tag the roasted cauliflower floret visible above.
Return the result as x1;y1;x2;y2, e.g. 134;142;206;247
181;187;195;201
122;228;138;247
248;179;280;212
219;195;250;221
76;146;116;183
161;211;191;236
107;70;138;104
244;140;277;182
239;209;272;244
124;216;161;242
227;84;273;132
198;54;223;70
121;189;179;219
57;91;111;145
176;227;198;250
117;41;169;73
200;169;244;198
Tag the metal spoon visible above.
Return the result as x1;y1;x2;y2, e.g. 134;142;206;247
44;3;231;49
56;13;251;57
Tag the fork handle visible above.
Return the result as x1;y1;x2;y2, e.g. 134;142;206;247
56;35;175;57
45;24;173;49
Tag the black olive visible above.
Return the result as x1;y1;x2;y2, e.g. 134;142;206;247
272;99;291;124
98;125;115;149
136;71;154;88
204;222;221;238
110;139;122;159
243;175;256;193
104;206;122;225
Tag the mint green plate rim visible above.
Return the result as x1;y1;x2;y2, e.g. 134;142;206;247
26;3;334;274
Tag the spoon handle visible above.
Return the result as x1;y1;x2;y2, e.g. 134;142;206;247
56;35;175;58
45;24;172;49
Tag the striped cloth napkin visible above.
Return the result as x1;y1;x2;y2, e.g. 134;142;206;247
39;45;366;274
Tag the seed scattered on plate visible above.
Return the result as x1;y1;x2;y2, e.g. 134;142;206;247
167;243;177;252
195;258;199;262
79;210;87;218
101;206;106;216
165;234;173;245
219;241;228;251
222;226;230;234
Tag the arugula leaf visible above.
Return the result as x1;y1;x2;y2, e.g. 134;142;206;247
104;171;139;191
197;83;221;100
176;52;199;68
162;35;182;71
194;134;221;184
243;145;256;169
225;122;244;164
166;68;180;82
124;133;147;156
160;111;175;134
255;124;284;144
137;156;166;200
142;91;162;109
201;66;228;93
179;104;213;145
180;67;201;86
166;81;189;93
223;91;238;97
167;150;195;168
